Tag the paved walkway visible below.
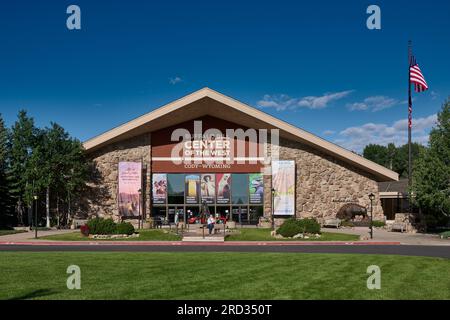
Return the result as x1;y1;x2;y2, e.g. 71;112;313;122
0;229;74;242
1;227;448;246
321;227;449;246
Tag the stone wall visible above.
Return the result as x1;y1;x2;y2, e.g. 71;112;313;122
85;133;151;222
263;138;384;221
84;133;385;223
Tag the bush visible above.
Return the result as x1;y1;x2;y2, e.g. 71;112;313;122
371;220;386;228
297;218;321;234
276;218;321;237
116;222;135;235
276;218;300;237
80;225;89;236
87;218;117;235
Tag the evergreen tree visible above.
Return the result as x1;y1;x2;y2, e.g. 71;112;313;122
8;110;37;225
0;114;11;227
413;99;450;227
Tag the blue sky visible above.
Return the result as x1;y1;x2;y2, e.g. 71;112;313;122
0;0;449;153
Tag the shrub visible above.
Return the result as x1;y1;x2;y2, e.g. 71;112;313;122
87;218;117;235
80;225;89;236
340;220;355;227
276;218;300;237
116;222;135;235
276;218;321;237
371;220;386;228
297;218;321;234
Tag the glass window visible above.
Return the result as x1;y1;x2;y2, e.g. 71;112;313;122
231;174;248;204
167;174;184;204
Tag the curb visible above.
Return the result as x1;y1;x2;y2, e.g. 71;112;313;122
0;241;402;246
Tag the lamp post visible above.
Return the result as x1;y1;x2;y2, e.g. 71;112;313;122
138;188;142;229
34;195;38;239
368;193;375;239
271;188;275;230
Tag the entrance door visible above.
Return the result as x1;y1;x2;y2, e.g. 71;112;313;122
232;206;248;224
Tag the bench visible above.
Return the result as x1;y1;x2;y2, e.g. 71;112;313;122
390;222;406;233
322;218;341;228
72;219;88;229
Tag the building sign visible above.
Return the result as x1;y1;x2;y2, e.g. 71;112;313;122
249;173;264;204
216;173;231;204
152;174;167;204
185;174;200;204
118;162;142;217
272;160;295;216
151;116;265;173
200;174;215;204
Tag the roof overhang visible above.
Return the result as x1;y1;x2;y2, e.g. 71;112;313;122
83;87;399;182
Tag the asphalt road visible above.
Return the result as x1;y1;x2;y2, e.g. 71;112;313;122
1;244;449;258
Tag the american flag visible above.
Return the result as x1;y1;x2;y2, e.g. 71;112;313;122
409;56;428;93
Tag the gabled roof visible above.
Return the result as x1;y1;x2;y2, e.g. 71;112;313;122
83;87;398;182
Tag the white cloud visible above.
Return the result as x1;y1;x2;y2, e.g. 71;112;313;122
347;96;399;112
335;114;437;153
258;90;353;111
169;76;182;85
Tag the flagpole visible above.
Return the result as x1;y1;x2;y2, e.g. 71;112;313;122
408;40;412;215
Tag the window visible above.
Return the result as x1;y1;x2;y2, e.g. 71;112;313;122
167;174;184;204
231;174;248;204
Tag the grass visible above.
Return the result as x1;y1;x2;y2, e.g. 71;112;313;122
439;230;450;239
39;229;182;241
0;230;27;236
0;252;448;300
225;228;360;241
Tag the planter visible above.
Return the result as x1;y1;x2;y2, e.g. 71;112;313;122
142;222;151;229
226;221;236;229
259;222;272;228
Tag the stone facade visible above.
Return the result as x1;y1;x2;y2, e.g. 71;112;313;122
263;138;384;222
85;133;384;223
85;133;151;222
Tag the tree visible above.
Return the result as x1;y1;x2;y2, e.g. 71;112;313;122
363;142;425;178
7;110;37;225
413;99;450;228
0;114;12;227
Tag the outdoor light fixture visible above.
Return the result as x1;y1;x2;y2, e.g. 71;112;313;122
271;188;275;230
33;195;38;239
368;193;375;239
138;188;142;229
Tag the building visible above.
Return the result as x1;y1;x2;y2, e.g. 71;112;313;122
82;88;398;225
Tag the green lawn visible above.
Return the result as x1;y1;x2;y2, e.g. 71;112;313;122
225;228;360;241
0;252;448;299
39;229;181;241
0;230;27;236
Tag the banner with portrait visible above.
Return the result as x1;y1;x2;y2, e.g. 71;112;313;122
152;174;167;204
200;174;215;204
216;173;231;204
118;162;142;217
185;174;200;204
249;173;264;204
272;160;295;215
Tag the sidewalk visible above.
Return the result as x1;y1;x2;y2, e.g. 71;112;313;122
0;229;74;242
321;227;450;246
0;228;448;246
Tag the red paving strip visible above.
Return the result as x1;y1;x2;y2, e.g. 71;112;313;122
0;241;401;246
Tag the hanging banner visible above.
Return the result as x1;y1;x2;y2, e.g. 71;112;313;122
272;160;295;215
152;174;167;204
118;162;142;217
200;174;216;204
185;174;200;204
216;173;231;204
249;173;264;204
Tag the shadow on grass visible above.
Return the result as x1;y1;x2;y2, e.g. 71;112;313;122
8;288;57;300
